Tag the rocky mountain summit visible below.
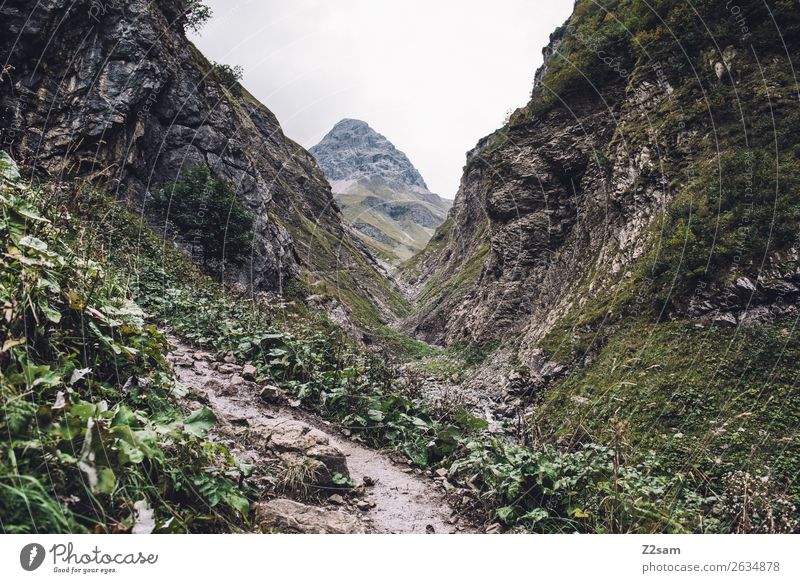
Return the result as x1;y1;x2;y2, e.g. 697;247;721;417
312;118;430;195
311;119;451;266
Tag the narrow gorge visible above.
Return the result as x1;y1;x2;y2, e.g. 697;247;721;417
1;0;799;535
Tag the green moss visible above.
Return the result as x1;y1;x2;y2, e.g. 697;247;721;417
534;319;800;502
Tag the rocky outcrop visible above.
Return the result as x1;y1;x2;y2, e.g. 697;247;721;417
261;418;350;488
256;499;366;534
404;0;800;373
0;0;402;324
311;119;451;266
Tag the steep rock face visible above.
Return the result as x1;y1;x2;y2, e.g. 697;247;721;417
403;0;800;499
311;119;451;266
405;89;624;343
406;0;800;353
0;0;402;325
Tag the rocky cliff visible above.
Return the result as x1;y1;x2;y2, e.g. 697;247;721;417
404;0;800;503
407;0;800;350
0;0;404;326
311;119;451;266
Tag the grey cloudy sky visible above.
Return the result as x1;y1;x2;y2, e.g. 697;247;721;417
192;0;574;198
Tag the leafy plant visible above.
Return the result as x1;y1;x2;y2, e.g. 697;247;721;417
151;165;254;276
211;63;245;97
184;0;212;33
0;154;252;533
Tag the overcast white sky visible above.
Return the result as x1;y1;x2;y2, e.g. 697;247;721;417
192;0;574;198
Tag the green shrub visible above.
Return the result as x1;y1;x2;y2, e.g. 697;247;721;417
212;63;244;97
152;165;254;276
184;0;212;33
449;438;711;533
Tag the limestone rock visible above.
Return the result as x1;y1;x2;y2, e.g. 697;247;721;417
242;363;258;381
263;419;350;487
259;384;286;404
256;499;366;534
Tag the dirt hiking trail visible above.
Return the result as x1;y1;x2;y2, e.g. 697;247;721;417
167;337;479;534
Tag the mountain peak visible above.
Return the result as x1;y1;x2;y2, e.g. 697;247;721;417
332;118;371;130
310;119;451;267
311;119;429;193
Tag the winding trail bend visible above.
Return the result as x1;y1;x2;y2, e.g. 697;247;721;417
168;338;477;534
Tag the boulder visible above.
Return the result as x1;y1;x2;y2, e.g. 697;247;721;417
242;363;258;380
259;384;286;404
218;363;240;375
256;499;366;534
263;419;350;487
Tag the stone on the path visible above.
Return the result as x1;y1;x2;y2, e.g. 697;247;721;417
170;355;193;367
256;499;366;534
485;523;503;534
259;384;285;404
242;363;258;380
356;500;371;511
223;352;236;364
263;419;350;487
328;494;345;505
218;363;239;375
207;377;234;397
307;444;350;481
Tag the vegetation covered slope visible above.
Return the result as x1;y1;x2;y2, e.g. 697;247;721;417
0;152;457;532
402;0;800;530
0;153;256;532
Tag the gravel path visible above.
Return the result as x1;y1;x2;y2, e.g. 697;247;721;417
168;338;476;534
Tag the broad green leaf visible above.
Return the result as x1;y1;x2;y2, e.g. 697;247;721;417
43;303;62;323
95;467;117;494
519;508;549;524
117;438;146;464
0;151;21;182
496;506;517;524
183;407;216;437
224;492;250;517
18;235;48;252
